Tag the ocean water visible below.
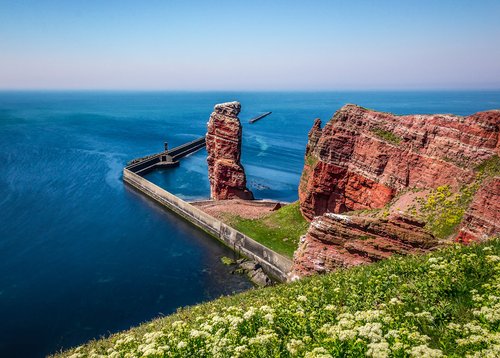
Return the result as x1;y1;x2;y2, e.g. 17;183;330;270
0;91;499;357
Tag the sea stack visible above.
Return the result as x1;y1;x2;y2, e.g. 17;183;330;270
206;101;254;200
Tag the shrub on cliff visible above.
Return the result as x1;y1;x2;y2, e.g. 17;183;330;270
60;240;500;358
416;155;500;239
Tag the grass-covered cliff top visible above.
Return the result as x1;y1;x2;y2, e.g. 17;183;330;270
59;239;500;357
223;202;309;258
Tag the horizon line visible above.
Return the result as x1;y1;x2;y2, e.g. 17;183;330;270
1;88;500;93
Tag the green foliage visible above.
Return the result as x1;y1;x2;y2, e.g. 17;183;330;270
416;155;498;239
299;155;318;192
227;202;309;258
370;127;402;145
416;184;478;239
60;240;500;357
305;154;318;168
476;155;500;177
220;256;234;266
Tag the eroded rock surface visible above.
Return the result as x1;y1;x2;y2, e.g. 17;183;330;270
290;213;439;278
206;102;254;200
456;177;500;243
299;105;500;220
293;105;499;278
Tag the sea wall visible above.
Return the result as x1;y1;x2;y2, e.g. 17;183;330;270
123;168;292;281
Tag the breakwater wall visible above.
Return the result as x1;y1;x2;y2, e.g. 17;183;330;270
126;137;206;175
123;168;292;281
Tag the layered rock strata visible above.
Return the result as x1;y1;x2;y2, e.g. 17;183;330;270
206;102;254;200
456;177;500;243
290;213;439;278
293;105;499;277
299;105;500;220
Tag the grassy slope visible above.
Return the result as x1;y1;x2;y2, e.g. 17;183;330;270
223;202;309;258
59;239;500;357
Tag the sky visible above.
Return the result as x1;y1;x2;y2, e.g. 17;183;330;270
0;0;499;90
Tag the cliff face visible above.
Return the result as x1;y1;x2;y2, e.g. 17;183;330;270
206;102;254;200
293;105;499;278
456;177;500;243
290;213;438;278
299;105;499;220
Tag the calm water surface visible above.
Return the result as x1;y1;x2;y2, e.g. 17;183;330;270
0;91;499;357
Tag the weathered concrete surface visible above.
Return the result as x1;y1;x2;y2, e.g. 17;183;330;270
206;101;254;200
123;169;291;281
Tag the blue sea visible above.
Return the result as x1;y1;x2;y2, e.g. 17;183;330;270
0;91;499;357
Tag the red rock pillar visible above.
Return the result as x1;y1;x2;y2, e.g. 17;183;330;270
206;101;254;200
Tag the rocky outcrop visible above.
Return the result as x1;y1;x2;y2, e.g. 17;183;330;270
290;213;439;278
206;102;254;200
456;177;500;243
293;105;499;278
299;105;500;220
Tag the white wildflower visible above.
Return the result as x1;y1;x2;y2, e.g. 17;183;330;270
355;310;384;322
486;255;500;263
249;332;278;345
409;344;443;357
259;305;274;314
177;341;187;349
415;311;434;322
366;341;390;358
389;297;402;305
357;322;383;342
264;313;274;323
243;307;257;319
286;339;305;355
304;347;333;358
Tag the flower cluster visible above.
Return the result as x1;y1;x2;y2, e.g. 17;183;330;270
62;240;500;357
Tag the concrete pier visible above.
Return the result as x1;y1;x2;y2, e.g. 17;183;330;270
249;111;272;124
123;136;292;282
126;136;206;175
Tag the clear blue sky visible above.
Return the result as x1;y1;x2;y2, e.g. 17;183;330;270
0;0;499;90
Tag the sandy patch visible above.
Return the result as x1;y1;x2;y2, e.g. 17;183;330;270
191;199;283;220
389;189;431;216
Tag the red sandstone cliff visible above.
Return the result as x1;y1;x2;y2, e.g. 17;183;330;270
299;105;499;220
293;105;499;278
206;102;254;200
290;213;438;279
456;176;500;243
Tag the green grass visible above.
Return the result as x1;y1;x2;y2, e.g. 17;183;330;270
225;202;309;258
304;154;318;168
220;257;234;265
370;127;402;145
476;154;500;176
416;184;476;239
58;239;500;357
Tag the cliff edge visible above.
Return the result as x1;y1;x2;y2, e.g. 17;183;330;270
293;104;499;278
299;104;499;220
